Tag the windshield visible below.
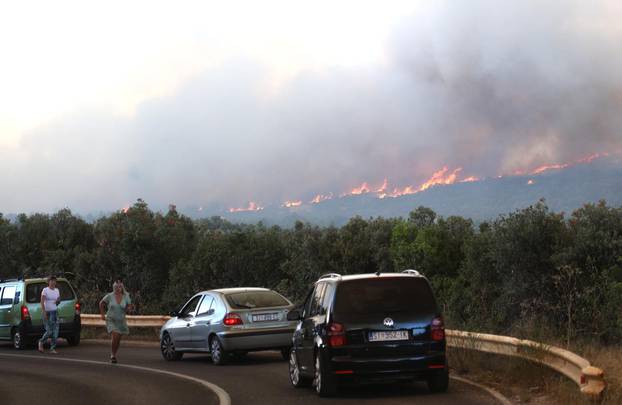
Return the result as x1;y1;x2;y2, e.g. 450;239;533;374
226;291;290;309
333;277;438;318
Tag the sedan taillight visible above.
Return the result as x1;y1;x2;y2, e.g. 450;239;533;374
75;301;81;315
223;313;243;326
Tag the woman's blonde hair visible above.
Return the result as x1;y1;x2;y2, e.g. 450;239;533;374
112;279;129;296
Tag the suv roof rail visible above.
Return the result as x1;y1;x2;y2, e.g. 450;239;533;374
319;273;341;280
402;269;422;276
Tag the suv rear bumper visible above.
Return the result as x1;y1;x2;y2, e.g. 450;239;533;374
326;350;447;382
18;316;81;340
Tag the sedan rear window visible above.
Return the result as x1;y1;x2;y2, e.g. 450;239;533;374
333;277;438;318
226;291;290;309
26;281;76;303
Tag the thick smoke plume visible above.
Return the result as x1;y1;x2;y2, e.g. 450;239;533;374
1;0;621;213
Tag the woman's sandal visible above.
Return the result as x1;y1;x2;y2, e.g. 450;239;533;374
110;356;118;364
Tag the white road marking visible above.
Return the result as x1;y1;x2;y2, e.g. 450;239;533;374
451;375;513;405
0;353;231;405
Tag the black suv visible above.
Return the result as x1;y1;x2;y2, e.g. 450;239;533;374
286;270;448;397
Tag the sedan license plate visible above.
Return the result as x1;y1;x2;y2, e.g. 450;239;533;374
369;330;409;342
252;313;279;322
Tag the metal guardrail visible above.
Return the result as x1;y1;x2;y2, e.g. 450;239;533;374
80;315;606;401
446;330;606;401
81;314;170;328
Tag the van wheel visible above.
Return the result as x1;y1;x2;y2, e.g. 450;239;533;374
288;349;311;388
12;330;27;350
210;337;227;365
67;333;81;346
161;333;183;361
427;370;449;393
313;352;337;397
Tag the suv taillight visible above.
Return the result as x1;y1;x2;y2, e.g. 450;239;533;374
327;322;346;347
75;302;81;315
223;313;243;326
21;305;30;321
431;316;445;341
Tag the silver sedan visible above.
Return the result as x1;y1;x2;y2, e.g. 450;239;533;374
160;287;297;365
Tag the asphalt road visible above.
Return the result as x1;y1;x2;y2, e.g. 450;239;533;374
0;341;503;404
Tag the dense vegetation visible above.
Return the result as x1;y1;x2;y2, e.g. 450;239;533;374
1;198;621;345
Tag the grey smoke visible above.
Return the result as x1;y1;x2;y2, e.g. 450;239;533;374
2;0;621;213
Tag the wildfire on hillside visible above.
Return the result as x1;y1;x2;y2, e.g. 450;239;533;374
283;200;302;208
226;151;618;213
228;201;264;213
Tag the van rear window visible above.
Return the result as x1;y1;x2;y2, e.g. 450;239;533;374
26;281;75;303
333;277;438;318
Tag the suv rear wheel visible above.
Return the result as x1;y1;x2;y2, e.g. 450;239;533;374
313;353;337;397
427;370;449;393
288;349;311;388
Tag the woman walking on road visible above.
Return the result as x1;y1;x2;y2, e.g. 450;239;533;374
39;275;61;354
99;279;134;363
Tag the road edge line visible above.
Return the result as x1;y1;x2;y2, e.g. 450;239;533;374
0;353;231;405
450;375;513;405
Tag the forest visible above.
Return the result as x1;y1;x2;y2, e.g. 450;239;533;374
1;198;620;345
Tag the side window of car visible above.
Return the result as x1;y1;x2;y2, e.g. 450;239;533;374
302;288;314;318
180;295;202;317
197;295;214;316
0;285;16;306
309;283;326;317
321;283;334;315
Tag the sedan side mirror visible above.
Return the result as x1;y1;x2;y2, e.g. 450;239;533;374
287;309;302;321
169;310;179;317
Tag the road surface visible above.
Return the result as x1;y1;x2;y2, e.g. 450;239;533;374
0;341;504;404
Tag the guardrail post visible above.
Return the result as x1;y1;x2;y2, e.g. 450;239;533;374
581;366;606;402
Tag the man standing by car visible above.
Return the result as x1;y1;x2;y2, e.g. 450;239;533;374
38;276;61;353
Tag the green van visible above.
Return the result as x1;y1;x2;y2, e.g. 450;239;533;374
0;277;81;349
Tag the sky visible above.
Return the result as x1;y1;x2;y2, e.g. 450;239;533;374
1;0;621;213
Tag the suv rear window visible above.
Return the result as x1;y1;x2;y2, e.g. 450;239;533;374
26;281;76;303
226;291;290;309
333;277;438;318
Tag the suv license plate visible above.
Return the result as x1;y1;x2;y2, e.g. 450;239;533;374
369;330;409;342
252;313;279;322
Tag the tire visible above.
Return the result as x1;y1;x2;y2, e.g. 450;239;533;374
161;333;184;361
281;347;291;361
66;333;81;346
288;349;311;388
210;336;227;365
313;352;337;397
427;370;449;393
12;329;27;350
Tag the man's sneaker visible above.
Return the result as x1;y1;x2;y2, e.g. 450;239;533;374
38;341;44;353
49;349;58;354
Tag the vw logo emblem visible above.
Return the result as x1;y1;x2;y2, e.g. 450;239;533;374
383;317;394;328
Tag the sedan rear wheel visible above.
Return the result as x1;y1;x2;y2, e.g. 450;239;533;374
210;337;227;365
161;333;183;361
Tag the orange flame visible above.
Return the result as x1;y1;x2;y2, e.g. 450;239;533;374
283;200;302;208
228;201;264;213
460;176;479;183
310;193;333;204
